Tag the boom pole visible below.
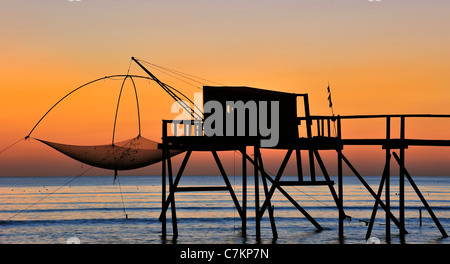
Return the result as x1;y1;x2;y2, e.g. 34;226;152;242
131;57;200;120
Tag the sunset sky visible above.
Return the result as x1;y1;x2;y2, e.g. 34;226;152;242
1;0;449;177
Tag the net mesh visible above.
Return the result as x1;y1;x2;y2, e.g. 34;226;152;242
35;136;183;170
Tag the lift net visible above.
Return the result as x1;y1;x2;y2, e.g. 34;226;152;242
35;136;182;171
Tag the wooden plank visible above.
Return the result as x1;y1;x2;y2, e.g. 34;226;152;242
278;181;334;186
175;186;229;192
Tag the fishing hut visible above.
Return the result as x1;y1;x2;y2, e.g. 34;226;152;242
158;88;449;241
157;86;344;238
17;57;448;242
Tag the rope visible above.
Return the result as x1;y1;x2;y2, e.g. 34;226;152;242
115;170;128;219
2;166;92;222
0;137;25;156
145;63;204;90
2;137;138;222
138;59;224;87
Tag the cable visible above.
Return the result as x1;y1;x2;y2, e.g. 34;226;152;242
0;137;25;156
138;59;224;86
3;166;91;222
115;170;128;219
2;137;138;222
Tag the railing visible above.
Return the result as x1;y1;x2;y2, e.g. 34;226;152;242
298;114;450;146
162;119;204;139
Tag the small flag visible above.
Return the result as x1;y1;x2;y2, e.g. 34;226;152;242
327;83;333;108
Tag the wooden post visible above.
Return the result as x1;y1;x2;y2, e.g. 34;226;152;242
392;152;448;238
296;148;303;182
399;116;405;238
161;144;167;237
255;147;278;238
340;152;408;234
313;150;343;217
161;121;167;237
365;154;390;240
166;148;178;238
242;147;247;236
385;117;391;242
158;151;191;222
419;209;422;227
254;146;260;239
212;151;243;220
337;116;344;238
321;118;325;137
303;95;316;181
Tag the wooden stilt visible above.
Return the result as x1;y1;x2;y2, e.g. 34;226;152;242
392;152;448;238
337;116;344;238
339;152;408;234
254;147;278;238
212;151;244;220
242;151;324;231
295;148;303;182
253;146;260;239
258;149;293;217
313;150;343;215
385;117;391;242
161;144;167;237
166;148;178;238
365;155;390;240
242;148;247;236
159;151;191;222
399;117;406;238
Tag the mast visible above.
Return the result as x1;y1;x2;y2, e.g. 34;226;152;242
131;57;199;120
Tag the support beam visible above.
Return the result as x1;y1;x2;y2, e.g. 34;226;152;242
339;152;408;234
399;117;406;238
166;148;178;237
337;116;344;238
159;151;192;222
385;117;391;242
253;146;260;238
242;148;247;236
258;149;293;219
365;154;390;240
161;144;167;236
242;151;324;231
313;150;343;215
254;147;278;238
295;148;303;182
211;151;244;220
392;152;448;238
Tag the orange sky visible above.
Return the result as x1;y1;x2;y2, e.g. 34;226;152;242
1;0;449;176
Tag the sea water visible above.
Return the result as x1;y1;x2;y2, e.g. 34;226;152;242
0;175;449;244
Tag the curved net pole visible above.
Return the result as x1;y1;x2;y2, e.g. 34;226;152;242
129;76;142;137
112;75;143;145
26;75;152;139
112;76;128;145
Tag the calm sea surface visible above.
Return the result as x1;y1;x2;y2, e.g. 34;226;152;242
0;175;449;244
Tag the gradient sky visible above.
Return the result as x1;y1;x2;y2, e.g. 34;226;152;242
1;0;449;176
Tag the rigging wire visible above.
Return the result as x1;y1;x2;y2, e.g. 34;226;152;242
3;164;93;222
2;137;140;222
115;170;128;219
0;137;26;156
144;63;204;90
138;59;224;86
